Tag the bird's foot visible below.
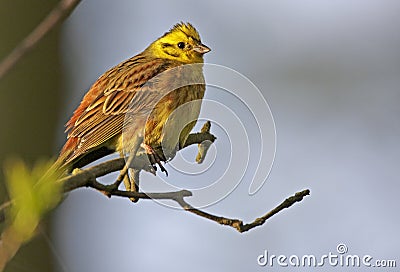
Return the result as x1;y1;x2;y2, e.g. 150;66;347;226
141;143;168;176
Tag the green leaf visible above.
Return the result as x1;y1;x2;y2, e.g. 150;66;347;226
3;159;63;242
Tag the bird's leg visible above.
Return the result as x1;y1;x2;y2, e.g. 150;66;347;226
141;143;168;176
122;170;132;191
113;136;143;190
119;157;141;202
127;168;140;202
113;151;135;190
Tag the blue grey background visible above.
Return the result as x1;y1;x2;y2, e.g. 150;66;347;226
52;0;400;271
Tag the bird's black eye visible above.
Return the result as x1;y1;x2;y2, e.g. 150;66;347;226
177;42;185;49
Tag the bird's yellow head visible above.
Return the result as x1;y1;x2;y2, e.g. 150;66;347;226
145;22;210;64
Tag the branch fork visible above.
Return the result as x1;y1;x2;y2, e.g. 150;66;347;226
59;122;310;233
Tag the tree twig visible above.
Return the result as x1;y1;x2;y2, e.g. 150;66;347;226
57;128;310;233
60;130;217;192
2;127;310;234
0;0;82;80
175;189;310;233
196;120;212;163
64;164;310;233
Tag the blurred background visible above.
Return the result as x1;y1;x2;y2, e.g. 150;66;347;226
1;0;399;271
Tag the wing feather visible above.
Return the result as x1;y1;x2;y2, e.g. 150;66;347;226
61;55;180;164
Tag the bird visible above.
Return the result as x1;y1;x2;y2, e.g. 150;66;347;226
56;22;210;192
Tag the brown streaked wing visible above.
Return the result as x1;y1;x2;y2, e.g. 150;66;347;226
64;56;181;163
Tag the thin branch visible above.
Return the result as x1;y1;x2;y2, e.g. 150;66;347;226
196;121;213;163
69;168;310;233
61;131;217;192
2;128;310;234
57;129;310;233
175;189;310;233
0;0;82;80
183;131;216;148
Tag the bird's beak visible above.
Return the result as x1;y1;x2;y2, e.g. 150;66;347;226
193;43;211;54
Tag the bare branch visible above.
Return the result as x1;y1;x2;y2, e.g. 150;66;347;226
65;165;310;233
2;129;310;234
175;189;310;233
196;121;213;163
61;131;217;193
57;129;309;233
183;130;216;148
1;128;310;235
0;0;82;80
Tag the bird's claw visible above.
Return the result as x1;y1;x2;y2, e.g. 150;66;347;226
141;143;168;176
